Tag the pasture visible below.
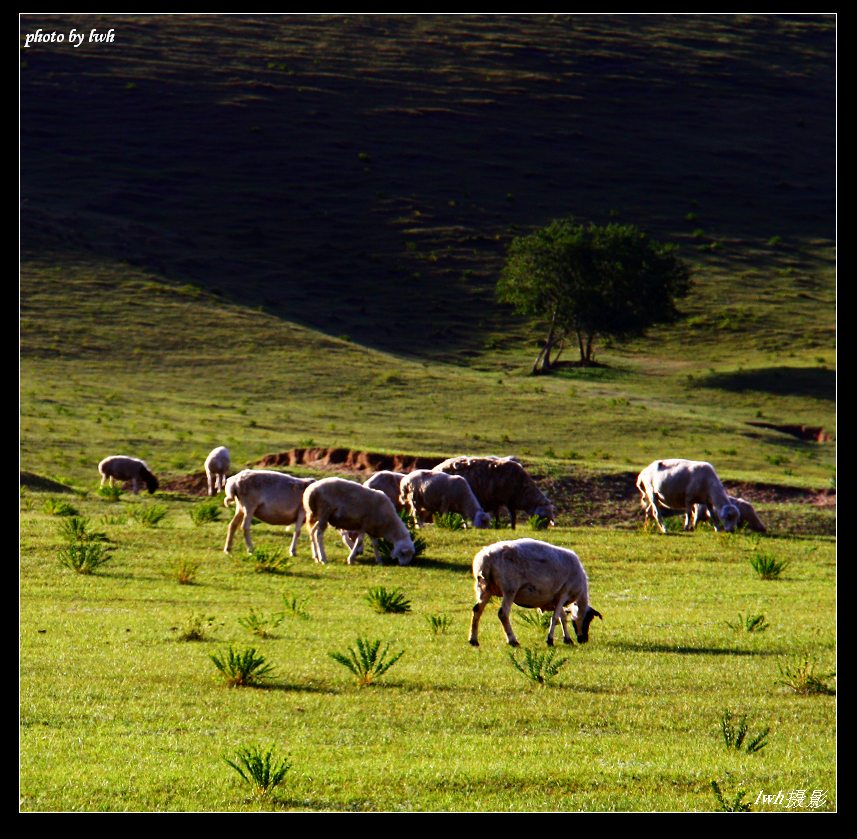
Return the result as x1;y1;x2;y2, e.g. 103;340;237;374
20;13;835;812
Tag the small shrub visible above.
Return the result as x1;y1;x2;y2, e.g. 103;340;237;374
366;586;412;614
210;646;275;688
508;647;568;687
281;593;310;620
248;546;291;574
131;504;168;527
59;516;108;544
427;613;452;635
189;499;222;525
329;637;405;686
434;512;465;530
516;608;553;632
778;653;835;696
238;608;285;639
177;612;216;641
749;550;788;580
528;514;550;531
224;744;292;799
173;558;200;585
710;779;752;812
43;498;79;517
719;710;770;753
726;612;769;633
58;541;113;574
97;485;123;502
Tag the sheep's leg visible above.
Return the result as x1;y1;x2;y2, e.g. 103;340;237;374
556;608;574;645
468;587;492;647
651;501;668;534
207;472;215;497
288;509;305;557
100;474;107;487
224;507;245;553
370;538;383;564
310;520;328;564
347;534;365;565
241;504;256;552
509;509;517;530
131;478;140;495
497;591;520;647
684;505;696;531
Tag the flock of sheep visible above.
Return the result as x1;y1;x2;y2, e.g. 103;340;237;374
96;447;765;648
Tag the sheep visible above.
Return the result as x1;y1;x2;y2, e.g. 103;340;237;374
204;446;231;496
433;455;555;528
636;459;740;534
694;496;767;533
399;469;491;529
223;469;315;554
469;538;602;647
364;470;408;512
98;455;159;495
303;477;415;565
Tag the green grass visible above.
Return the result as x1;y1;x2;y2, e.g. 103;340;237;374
20;492;835;811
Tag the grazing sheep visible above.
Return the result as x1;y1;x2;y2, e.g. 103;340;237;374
636;459;740;534
98;455;159;495
399;469;491;529
695;496;767;533
364;470;408;512
469;538;602;647
303;477;415;565
204;446;231;496
434;455;555;528
223;469;315;554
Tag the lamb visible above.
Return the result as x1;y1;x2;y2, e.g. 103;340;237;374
223;469;315;554
204;446;231;496
469;538;602;647
97;455;159;495
433;455;555;528
303;477;415;565
399;469;491;529
636;458;740;534
694;496;767;533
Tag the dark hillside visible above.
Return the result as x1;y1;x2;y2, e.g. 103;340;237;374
21;14;835;358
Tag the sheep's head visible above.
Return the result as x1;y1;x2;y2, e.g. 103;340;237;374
717;502;741;533
393;540;415;566
571;605;603;644
145;473;159;494
473;511;492;529
533;504;556;527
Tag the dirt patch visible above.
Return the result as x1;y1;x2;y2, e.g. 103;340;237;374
746;421;831;442
257;447;444;474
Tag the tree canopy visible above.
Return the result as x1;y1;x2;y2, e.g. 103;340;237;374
497;218;692;373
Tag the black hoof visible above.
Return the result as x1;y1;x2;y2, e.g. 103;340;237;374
469;639;479;647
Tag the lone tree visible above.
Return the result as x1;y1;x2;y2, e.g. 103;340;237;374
497;218;692;373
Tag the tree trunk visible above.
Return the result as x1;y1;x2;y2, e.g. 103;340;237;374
532;306;560;374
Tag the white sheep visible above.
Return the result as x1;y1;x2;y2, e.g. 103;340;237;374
636;459;740;533
223;469;315;554
694;495;767;533
364;470;408;512
98;455;159;495
204;446;231;496
469;538;602;647
399;469;491;529
303;477;415;565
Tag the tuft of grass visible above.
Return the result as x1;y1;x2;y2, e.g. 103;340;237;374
749;550;789;580
377;510;427;562
710;779;752;812
527;514;550;531
131;504;168;527
329;637;404;686
176;612;216;642
247;546;291;574
57;540;113;574
434;512;465;530
238;608;285;639
210;646;275;688
281;593;310;620
366;586;412;614
189;498;222;525
224;743;292;799
426;613;452;636
726;612;769;633
508;647;568;687
777;653;835;696
97;485;123;502
43;498;80;517
173;558;200;585
719;710;770;753
59;516;108;544
516;608;553;632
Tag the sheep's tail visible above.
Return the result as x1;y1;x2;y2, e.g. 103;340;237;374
223;484;236;507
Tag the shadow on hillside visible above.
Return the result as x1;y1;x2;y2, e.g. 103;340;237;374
698;366;835;401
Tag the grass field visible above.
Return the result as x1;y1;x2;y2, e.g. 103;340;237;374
20;13;835;813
